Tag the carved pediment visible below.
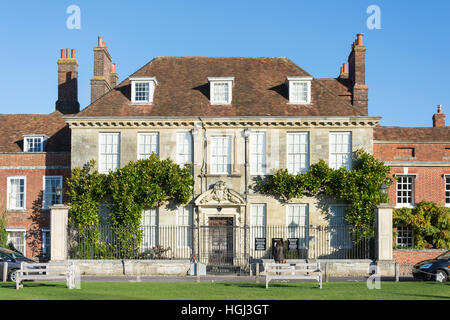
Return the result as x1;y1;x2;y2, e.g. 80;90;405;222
195;181;245;206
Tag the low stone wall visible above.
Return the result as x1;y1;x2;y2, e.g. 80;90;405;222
393;249;447;275
253;259;396;277
71;260;191;276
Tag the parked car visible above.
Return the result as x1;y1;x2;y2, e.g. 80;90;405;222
0;248;36;282
412;250;450;282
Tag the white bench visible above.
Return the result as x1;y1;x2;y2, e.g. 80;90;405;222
264;262;322;289
16;261;76;290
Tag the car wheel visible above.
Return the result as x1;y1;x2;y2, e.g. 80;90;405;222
434;270;447;283
8;269;18;282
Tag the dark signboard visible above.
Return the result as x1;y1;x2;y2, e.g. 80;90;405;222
254;238;266;251
288;238;299;251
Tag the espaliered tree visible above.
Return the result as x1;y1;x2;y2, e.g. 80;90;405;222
256;149;392;237
66;154;194;259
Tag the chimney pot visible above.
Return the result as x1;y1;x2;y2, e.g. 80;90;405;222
340;66;344;74
98;36;103;47
60;49;65;59
343;63;348;73
66;48;70;59
71;49;75;59
438;105;442;113
356;33;363;46
111;63;116;73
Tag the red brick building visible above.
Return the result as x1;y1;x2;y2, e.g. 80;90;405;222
373;106;450;247
0;49;79;259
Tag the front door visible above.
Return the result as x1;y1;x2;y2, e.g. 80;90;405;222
208;217;234;265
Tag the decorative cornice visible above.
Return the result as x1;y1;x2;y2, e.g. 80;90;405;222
64;116;381;129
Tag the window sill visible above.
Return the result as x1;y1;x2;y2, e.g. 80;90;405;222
395;204;416;209
6;209;27;213
203;173;242;178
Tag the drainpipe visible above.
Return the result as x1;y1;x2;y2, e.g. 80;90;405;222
243;128;251;265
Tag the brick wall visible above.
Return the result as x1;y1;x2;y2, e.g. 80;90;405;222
374;143;450;162
393;249;447;275
0;152;70;258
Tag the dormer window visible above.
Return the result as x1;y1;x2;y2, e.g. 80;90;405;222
287;76;312;104
208;77;234;105
23;135;47;152
130;77;158;104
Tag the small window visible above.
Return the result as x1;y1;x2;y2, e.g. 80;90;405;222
396;225;413;248
208;77;234;105
250;132;266;175
395;148;415;159
396;175;414;206
138;133;159;160
445;176;450;205
130;77;157;104
287;132;309;174
43;176;63;209
329;132;352;170
23;135;46;152
287;76;312;104
7;176;26;210
6;229;26;256
210;136;232;174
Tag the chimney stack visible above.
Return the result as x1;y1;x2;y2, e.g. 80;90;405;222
90;36;115;103
55;48;80;114
433;105;446;127
109;63;119;88
348;33;368;115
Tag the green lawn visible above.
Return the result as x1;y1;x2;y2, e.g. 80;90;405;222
0;281;448;300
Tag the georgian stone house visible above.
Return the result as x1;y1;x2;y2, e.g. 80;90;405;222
63;34;380;262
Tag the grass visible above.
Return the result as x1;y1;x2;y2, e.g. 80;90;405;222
0;281;449;300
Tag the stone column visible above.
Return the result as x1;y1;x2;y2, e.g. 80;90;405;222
374;204;394;261
49;205;71;261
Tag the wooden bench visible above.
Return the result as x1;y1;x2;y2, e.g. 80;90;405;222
16;261;76;290
264;262;322;289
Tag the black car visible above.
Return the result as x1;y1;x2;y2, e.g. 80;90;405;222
0;248;36;282
412;250;450;282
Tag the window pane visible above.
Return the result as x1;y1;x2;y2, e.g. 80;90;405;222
250;132;266;174
138;133;159;160
99;133;120;173
329;132;352;170
211;136;231;174
287;133;309;174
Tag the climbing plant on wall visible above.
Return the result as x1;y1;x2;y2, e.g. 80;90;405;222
256;149;392;233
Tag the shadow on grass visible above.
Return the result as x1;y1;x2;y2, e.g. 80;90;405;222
0;282;63;290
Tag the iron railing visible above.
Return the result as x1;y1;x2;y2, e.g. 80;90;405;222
68;224;374;262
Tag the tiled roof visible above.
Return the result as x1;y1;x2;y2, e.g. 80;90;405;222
76;57;362;117
0;112;70;152
374;126;450;142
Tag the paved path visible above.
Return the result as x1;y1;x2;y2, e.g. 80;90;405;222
78;275;415;283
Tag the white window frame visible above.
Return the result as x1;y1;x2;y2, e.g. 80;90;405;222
445;175;450;207
42;228;51;255
176;206;193;249
328;204;352;249
287;76;312;104
176;132;193;167
23;135;47;153
286;132;310;174
250;132;266;175
395;225;413;248
395;175;415;208
43;176;63;209
208;77;234;105
285;204;309;249
138;132;159;160
130;77;158;104
329;132;352;170
7;176;26;210
141;208;159;250
99;132;120;173
6;228;26;257
210;135;232;174
250;204;266;249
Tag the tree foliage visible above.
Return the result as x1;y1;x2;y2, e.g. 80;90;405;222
67;154;194;227
393;201;450;249
0;208;8;248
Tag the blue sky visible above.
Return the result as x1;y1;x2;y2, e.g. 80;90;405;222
0;0;449;127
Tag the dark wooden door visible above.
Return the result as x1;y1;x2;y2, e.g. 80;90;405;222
208;217;234;265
